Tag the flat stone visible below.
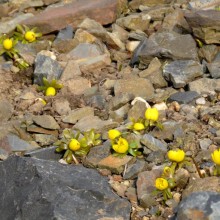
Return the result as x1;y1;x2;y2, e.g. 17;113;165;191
109;104;130;123
129;0;172;9
199;45;218;63
114;78;154;100
136;169;162;208
24;146;62;161
136;31;198;65
128;100;146;121
0;99;13;122
185;10;220;44
0;13;33;34
54;25;74;42
188;0;220;9
62;107;94;124
172;192;220;220
83;141;111;168
0;156;131;219
34;51;63;85
32;115;60;130
207;53;220;78
98;155;135;174
52;99;71;116
168;91;200;104
33;134;57;146
73;115;119;133
188;78;220;94
23;0;120;34
141;134;167;152
163;60;203;88
27;125;59;137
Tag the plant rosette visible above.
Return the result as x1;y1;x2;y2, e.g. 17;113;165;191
211;149;220;176
154;178;172;201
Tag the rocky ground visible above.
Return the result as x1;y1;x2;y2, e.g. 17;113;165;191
0;0;220;219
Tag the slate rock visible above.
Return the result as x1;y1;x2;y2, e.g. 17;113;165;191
163;60;203;88
34;51;63;85
198;45;218;63
171;192;220;220
114;78;154;100
128;100;146;121
188;78;220;94
23;0;119;34
0;156;131;220
0;99;13;122
32;115;60;130
168;91;200;104
185;10;220;44
136;31;198;65
54;25;74;42
207;53;220;78
33;134;57;146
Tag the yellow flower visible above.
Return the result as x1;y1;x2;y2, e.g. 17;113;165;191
25;31;36;42
112;137;129;154
167;149;185;163
45;87;56;96
155;178;169;191
69;139;81;151
108;129;121;140
3;38;13;50
212;149;220;165
145;107;159;121
133;122;145;131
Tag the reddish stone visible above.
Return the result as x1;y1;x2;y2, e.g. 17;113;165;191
23;0;119;34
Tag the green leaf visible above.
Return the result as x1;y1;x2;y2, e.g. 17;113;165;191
16;24;24;33
42;77;50;87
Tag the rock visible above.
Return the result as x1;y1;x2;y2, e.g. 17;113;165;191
60;60;82;81
0;156;131;219
126;41;140;52
116;13;151;31
33;134;57;146
85;94;106;110
65;77;91;95
123;159;147;180
54;25;74;41
136;169;162;208
52;38;78;54
129;0;172;9
108;93;134;111
141;134;167;152
175;168;190;189
139;57;168;88
62;107;94;124
168;91;200;104
207;53;220;78
0;99;13;122
74;28;97;44
114;78;154;100
24;146;62;161
182;177;220;198
109;104;130;123
171;192;220;220
32;115;60;130
23;0;120;34
196;97;206;105
145;151;166;164
73;115;118;132
34;51;63;85
83;141;111;168
125;187;138;204
128;100;146;120
188;78;220;94
185;10;220;44
0;13;33;34
0;134;39;156
163;60;203;88
98;155;135;174
199;138;212;150
52;99;71;116
136;31;198;65
188;0;220;9
26;125;59;137
198;45;218;63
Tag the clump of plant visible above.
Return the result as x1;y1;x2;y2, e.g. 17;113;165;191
0;35;29;69
108;129;142;157
54;129;102;164
38;77;63;96
14;24;42;44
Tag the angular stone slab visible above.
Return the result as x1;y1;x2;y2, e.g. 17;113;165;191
23;0;119;34
32;115;60;130
0;156;131;220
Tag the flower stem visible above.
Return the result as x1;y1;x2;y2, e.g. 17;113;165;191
191;156;204;178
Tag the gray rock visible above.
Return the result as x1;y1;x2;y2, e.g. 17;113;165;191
33;115;60;130
199;138;212;150
0;156;131;220
185;10;220;44
109;104;130;123
53;99;71;116
0;99;13;122
85;94;106;110
175;168;190;189
145;150;166;164
196;97;206;105
33;134;57;146
114;78;154;100
188;78;220;94
0;13;34;34
171;191;220;220
141;134;167;152
207;53;220;78
128;100;146;121
62;107;94;124
136;32;198;65
34;51;63;85
54;25;74;42
168;91;200;104
123;159;147;180
188;0;220;9
24;146;62;161
198;45;218;63
163;60;203;88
